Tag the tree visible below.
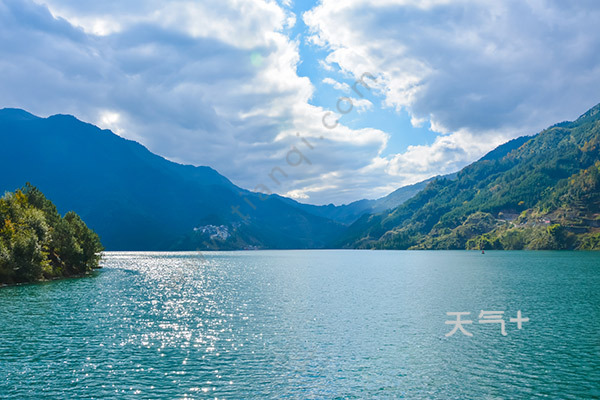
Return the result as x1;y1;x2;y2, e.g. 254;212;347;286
0;185;103;284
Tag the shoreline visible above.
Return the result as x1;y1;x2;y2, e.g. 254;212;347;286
0;269;101;288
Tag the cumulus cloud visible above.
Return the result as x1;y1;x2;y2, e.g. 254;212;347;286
305;0;600;180
0;0;393;204
2;0;599;205
386;130;505;181
322;77;350;92
351;98;373;113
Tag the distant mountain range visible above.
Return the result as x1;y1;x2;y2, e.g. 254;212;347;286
0;108;426;250
2;102;599;251
338;103;600;250
283;175;446;225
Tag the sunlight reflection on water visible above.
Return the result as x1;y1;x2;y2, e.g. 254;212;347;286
0;250;598;399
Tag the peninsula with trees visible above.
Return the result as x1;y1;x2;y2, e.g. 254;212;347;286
0;184;103;285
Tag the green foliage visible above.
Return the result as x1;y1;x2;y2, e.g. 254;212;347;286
342;102;600;250
576;232;600;250
497;229;527;250
0;185;103;284
526;224;574;250
469;225;576;251
465;234;502;251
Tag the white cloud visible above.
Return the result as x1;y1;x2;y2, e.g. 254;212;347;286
98;110;124;135
351;98;373;113
386;129;509;183
3;0;600;206
305;0;600;181
284;189;311;200
322;77;350;92
0;0;393;205
318;59;334;72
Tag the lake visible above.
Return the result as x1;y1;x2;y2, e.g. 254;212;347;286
0;250;598;399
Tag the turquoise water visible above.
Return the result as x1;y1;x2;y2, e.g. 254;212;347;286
0;250;599;399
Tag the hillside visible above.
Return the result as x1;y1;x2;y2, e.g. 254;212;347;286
282;176;441;225
293;133;526;226
0;109;344;250
339;103;600;250
4;104;594;252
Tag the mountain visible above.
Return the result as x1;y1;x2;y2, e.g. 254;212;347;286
295;134;533;226
0;108;345;250
5;104;586;253
478;135;533;162
339;102;600;250
281;175;448;225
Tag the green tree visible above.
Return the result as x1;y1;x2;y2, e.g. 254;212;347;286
0;185;103;284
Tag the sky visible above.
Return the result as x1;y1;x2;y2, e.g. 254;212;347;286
1;0;599;205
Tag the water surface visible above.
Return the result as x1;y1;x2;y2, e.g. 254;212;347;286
1;251;599;398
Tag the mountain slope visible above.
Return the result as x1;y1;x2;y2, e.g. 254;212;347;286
0;109;344;250
339;102;600;250
296;133;523;226
281;176;444;225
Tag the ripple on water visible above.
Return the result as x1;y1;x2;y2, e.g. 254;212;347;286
0;250;598;399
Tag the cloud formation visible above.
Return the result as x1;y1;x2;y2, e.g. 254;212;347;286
0;0;392;204
1;0;599;205
305;0;600;179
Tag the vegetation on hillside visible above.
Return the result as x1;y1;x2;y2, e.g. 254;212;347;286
339;103;600;250
0;184;103;284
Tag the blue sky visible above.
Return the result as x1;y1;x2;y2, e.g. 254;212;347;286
288;0;435;157
1;0;599;204
294;0;600;165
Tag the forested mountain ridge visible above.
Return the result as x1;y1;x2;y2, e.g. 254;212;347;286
339;103;600;250
3;102;599;252
0;109;344;250
0;108;435;250
282;176;442;225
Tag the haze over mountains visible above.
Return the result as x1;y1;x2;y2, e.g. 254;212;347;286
1;102;599;251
